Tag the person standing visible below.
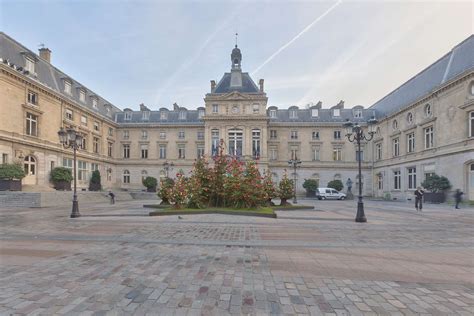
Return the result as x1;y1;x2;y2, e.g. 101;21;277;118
108;191;115;204
415;187;424;211
454;189;463;209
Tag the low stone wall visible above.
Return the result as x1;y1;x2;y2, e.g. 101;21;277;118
0;191;135;208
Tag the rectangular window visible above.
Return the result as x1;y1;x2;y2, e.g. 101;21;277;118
25;57;35;73
123;144;130;159
78;160;87;181
159;131;166;139
270;148;277;161
470;112;474;137
179;111;186;120
289;110;297;119
198;109;205;119
108;142;113;157
108;127;113;136
197;146;205;158
334;131;341;139
253;104;259;114
212;104;218;113
81;115;87;126
197;131;204;140
407;167;417;189
141;130;148;140
252;129;261;158
178;145;186;159
333;148;342;161
333;109;340;117
26;113;38;136
312;147;320;161
2;153;8;164
356;150;363;162
311;109;318;117
392;138;400;157
91;163;99;172
211;129;219;155
159;145;166;159
376;143;382;160
64;80;72;94
354;109;362;118
65;109;73;121
160;111;168;120
270;110;277;118
290;146;299;160
92;97;98;109
27;90;38;105
424;126;434;149
377;175;383;190
142;111;150;121
393;170;401;190
81;136;87;150
124;112;132;121
407;132;415;153
93;137;99;154
290;130;298;139
63;158;73;172
79;90;86;103
312;131;320;140
123;130;129;139
141;145;148;159
270;130;277;139
178;131;185;139
93;122;99;131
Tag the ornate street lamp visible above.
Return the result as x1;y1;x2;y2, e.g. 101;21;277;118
58;127;83;218
163;161;174;178
287;154;302;204
343;117;378;223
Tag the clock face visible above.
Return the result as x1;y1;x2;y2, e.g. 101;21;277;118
232;106;239;114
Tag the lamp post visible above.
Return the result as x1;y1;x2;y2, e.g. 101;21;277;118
58;127;83;218
287;154;302;204
343;117;378;223
163;161;174;178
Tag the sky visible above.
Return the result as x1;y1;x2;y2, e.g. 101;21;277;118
0;0;472;111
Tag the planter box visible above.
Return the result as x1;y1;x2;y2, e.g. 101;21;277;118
0;179;22;191
54;181;71;191
305;190;316;198
424;192;446;203
89;183;102;191
146;187;156;193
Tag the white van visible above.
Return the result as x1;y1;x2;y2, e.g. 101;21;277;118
316;188;346;200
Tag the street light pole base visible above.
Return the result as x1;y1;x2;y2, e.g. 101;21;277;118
70;200;81;218
355;201;366;223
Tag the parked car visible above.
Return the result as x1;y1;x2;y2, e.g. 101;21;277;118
316;188;346;200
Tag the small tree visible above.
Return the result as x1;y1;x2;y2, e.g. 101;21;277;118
0;163;25;180
187;158;212;209
279;171;294;206
157;177;174;205
421;174;452;193
89;170;102;191
302;179;318;192
262;170;277;206
168;172;188;209
142;176;158;192
50;167;73;183
328;179;343;191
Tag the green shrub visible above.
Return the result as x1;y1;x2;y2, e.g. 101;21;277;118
50;167;73;183
279;171;294;202
142;176;158;189
302;179;318;192
328;179;343;191
89;170;102;191
0;163;25;180
158;177;175;204
421;174;451;193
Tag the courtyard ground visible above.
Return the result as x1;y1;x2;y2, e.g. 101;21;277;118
0;199;473;315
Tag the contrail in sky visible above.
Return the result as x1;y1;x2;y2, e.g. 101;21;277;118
251;0;342;75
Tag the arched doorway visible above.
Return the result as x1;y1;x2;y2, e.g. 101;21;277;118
23;155;37;185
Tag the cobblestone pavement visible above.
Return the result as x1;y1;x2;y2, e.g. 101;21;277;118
0;199;473;315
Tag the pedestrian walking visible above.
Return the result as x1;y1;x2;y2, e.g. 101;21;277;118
108;191;115;204
415;187;424;211
454;189;463;209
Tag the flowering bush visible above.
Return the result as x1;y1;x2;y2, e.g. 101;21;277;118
187;158;212;208
168;172;188;209
279;170;294;205
262;170;277;205
157;177;174;205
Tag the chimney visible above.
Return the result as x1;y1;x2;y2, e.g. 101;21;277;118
210;80;216;92
39;47;51;63
259;79;264;92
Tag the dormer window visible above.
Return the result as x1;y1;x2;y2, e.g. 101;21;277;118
198;109;205;119
354;109;362;118
289;110;298;119
79;89;86;103
142;111;150;121
25;57;35;73
333;109;340;117
64;80;72;95
179;111;186;120
124;112;132;121
92;97;98;109
160;111;168;120
269;110;277;118
311;109;319;117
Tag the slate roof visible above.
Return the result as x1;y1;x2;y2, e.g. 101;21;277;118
213;71;260;94
116;109;204;125
0;32;122;120
370;35;474;117
268;108;375;124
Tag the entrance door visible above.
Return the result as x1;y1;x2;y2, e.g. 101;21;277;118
23;155;37;185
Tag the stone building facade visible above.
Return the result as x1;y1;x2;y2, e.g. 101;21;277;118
0;32;473;200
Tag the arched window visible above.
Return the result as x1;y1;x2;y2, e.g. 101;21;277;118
424;104;432;117
24;155;36;175
392;120;398;130
123;170;130;184
407;112;413;125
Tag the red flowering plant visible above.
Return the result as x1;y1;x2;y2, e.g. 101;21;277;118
209;140;227;207
279;170;294;206
187;157;213;209
223;157;246;208
262;169;277;206
242;160;265;208
167;172;189;209
157;177;175;205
